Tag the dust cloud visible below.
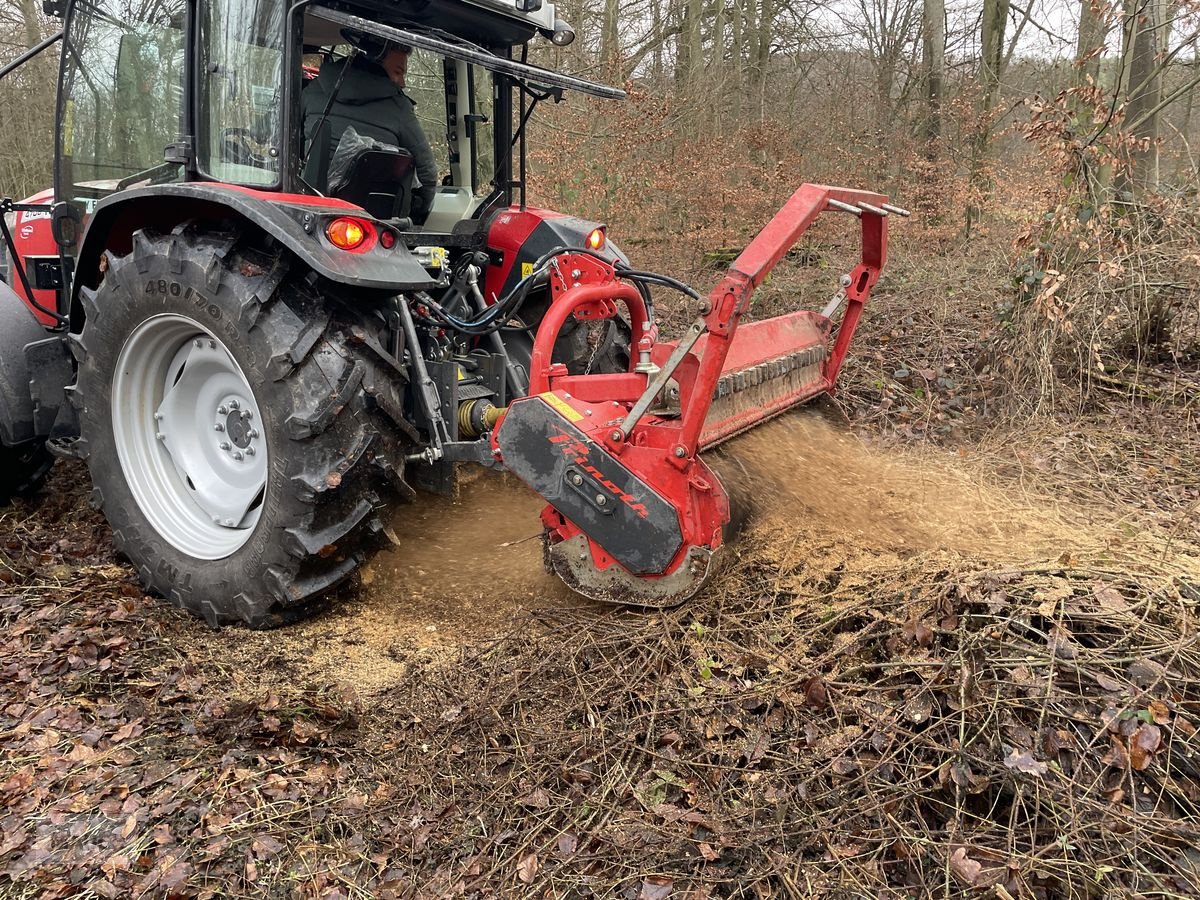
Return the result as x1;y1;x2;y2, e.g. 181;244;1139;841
710;412;1112;562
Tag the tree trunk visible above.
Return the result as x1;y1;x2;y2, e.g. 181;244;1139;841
967;0;1009;230
752;0;773;119
1075;0;1108;87
18;0;43;47
602;0;621;72
1122;0;1166;193
921;0;944;143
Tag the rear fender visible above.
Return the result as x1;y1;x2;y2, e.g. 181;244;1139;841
72;183;440;319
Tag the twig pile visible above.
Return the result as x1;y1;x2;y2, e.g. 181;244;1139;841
377;529;1200;897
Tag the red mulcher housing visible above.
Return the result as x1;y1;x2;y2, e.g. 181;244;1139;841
0;0;904;626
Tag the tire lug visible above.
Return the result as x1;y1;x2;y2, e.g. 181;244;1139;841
218;405;228;415
219;441;231;451
232;451;244;461
242;410;253;420
229;399;240;410
248;428;259;438
245;447;256;456
214;423;224;432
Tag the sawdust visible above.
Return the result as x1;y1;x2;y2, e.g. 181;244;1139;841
711;411;1124;564
169;473;585;698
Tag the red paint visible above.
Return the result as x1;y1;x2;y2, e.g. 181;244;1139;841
206;183;363;210
526;252;647;395
5;190;58;326
483;205;567;305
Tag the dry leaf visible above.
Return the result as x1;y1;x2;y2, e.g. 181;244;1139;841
518;787;551;809
801;676;827;710
1103;734;1130;770
949;847;983;885
698;842;719;861
1093;583;1129;613
1004;749;1049;777
1130;724;1161;770
640;876;674;899
516;851;538;884
1148;700;1170;725
902;612;934;647
557;832;577;856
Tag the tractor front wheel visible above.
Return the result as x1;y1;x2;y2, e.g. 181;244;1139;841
74;226;407;627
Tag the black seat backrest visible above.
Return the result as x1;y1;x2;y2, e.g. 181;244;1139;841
332;147;415;221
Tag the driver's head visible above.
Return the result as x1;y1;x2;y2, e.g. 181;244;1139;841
343;29;412;87
381;45;411;88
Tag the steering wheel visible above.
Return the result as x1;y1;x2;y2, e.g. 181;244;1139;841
219;128;268;167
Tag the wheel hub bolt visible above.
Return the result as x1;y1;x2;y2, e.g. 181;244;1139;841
156;432;166;441
153;413;162;421
218;405;228;415
219;441;231;451
194;339;203;348
595;494;608;506
245;447;256;456
242;410;253;420
232;451;244;461
214;423;224;432
229;400;240;410
570;473;583;486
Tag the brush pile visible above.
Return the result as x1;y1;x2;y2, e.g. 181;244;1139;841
378;518;1200;897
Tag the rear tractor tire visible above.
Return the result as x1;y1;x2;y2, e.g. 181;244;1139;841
73;226;410;627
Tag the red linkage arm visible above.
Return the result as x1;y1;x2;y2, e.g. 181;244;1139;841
676;184;890;454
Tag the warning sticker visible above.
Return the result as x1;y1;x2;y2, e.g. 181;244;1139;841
521;261;534;279
539;392;583;423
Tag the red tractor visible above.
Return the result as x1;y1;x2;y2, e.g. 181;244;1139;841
0;0;905;626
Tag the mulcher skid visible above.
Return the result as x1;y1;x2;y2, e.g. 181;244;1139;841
493;184;904;606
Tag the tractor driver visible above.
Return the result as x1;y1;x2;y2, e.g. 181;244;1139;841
302;33;438;225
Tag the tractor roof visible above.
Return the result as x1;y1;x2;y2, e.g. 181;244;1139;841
307;4;624;100
311;0;559;50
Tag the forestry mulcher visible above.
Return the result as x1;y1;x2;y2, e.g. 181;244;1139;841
0;0;905;626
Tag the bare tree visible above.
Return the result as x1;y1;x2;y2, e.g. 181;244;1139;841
922;0;945;142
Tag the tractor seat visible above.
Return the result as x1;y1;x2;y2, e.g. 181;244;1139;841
330;147;415;223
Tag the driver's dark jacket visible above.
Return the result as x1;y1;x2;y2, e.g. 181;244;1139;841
301;57;438;222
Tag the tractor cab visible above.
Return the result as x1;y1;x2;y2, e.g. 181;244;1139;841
52;0;618;245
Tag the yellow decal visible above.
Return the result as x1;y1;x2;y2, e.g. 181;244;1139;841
521;261;534;279
429;247;448;268
540;392;583;423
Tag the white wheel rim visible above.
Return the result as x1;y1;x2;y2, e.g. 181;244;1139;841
112;314;267;559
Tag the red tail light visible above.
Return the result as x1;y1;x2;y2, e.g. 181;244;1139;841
326;217;373;251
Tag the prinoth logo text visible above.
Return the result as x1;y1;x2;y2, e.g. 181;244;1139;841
549;430;650;519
